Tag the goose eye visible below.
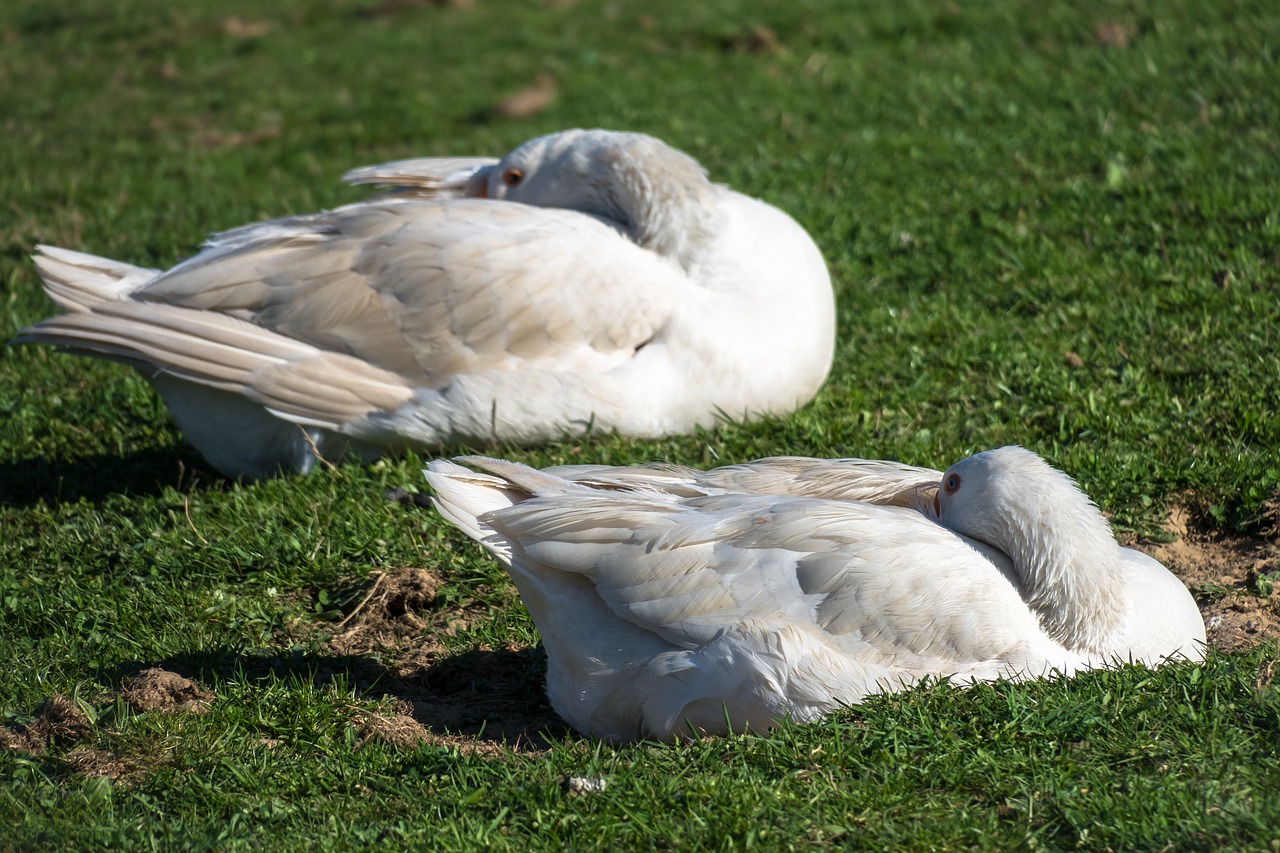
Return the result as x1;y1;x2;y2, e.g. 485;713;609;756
502;168;524;187
944;474;962;495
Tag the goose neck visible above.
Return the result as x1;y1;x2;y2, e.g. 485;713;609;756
1004;518;1126;656
608;144;718;269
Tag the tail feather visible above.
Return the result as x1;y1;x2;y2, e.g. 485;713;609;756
451;455;582;497
16;302;313;388
425;460;533;558
32;245;158;312
15;301;413;428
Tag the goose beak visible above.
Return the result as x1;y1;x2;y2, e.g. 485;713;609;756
933;492;941;518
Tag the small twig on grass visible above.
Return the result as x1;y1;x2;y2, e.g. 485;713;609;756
183;497;209;546
336;571;387;630
297;426;340;474
1255;657;1278;692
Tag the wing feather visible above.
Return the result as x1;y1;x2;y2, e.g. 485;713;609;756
542;456;942;509
480;484;1053;669
20;302;413;427
130;199;681;386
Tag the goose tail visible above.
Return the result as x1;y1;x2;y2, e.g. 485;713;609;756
31;245;159;313
425;459;536;559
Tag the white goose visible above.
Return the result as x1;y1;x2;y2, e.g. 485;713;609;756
426;446;1206;742
15;129;834;479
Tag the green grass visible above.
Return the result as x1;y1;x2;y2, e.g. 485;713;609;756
4;657;1279;850
2;0;1279;849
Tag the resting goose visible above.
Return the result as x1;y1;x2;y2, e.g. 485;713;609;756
14;129;834;479
426;446;1205;742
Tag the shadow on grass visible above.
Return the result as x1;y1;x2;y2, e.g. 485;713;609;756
113;643;570;752
0;446;220;508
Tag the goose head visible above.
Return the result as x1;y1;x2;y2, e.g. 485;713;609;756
480;129;719;269
934;446;1127;655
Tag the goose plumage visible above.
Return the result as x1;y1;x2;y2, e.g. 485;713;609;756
14;129;834;479
426;446;1206;742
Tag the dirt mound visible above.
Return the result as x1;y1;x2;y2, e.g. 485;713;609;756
64;746;153;783
1;673;211;767
1137;506;1280;652
0;694;92;755
317;566;565;753
121;668;214;714
355;708;432;750
326;567;452;659
0;691;173;779
358;695;568;757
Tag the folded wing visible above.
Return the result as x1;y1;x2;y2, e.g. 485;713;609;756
20;198;686;428
137;199;681;384
444;458;1072;676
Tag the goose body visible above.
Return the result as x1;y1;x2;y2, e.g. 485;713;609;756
15;129;834;479
426;447;1205;742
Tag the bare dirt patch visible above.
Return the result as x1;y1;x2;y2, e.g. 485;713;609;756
63;746;154;784
319;566;568;755
221;16;272;38
0;694;92;755
492;73;557;120
121;668;214;714
326;566;451;664
357;695;568;758
1135;506;1280;652
721;24;783;55
354;707;432;750
1094;21;1137;48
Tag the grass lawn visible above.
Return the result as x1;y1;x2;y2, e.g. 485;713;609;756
2;0;1279;848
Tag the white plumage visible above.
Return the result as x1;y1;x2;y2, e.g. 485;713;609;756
426;447;1206;742
15;129;834;479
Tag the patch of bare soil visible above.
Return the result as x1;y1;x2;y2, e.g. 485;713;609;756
721;24;783;55
1;675;211;779
492;73;557;120
63;746;154;784
221;16;272;38
321;566;568;755
326;566;450;663
354;707;432;750
121;668;214;714
1135;506;1280;652
1094;21;1137;48
0;694;91;755
2;674;211;778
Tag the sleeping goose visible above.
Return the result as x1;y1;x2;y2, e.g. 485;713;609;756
426;446;1205;742
14;129;834;479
